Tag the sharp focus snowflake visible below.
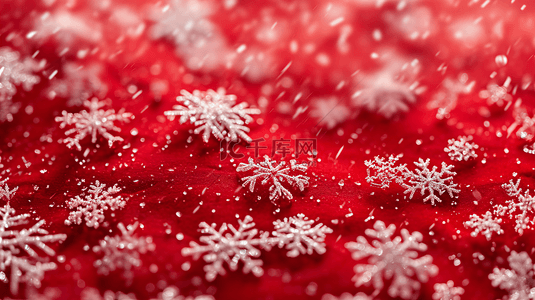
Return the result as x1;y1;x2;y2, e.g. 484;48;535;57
489;251;535;300
237;155;309;202
64;181;127;229
464;211;503;241
432;280;465;300
0;179;18;202
271;214;333;258
92;222;155;285
164;89;260;143
365;154;407;189
345;220;438;300
444;135;479;161
55;97;133;152
321;292;374;300
402;158;460;205
0;47;42;122
0;203;67;295
181;215;272;282
495;179;535;235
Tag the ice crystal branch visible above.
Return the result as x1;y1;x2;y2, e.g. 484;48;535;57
0;179;18;202
92;222;155;285
495;179;535;235
432;280;465;300
364;154;406;189
164;89;260;143
64;181;127;229
464;211;503;241
181;216;271;281
0;203;67;295
444;135;479;162
55;98;132;151
489;251;535;300
345;220;438;299
237;155;309;202
272;214;332;257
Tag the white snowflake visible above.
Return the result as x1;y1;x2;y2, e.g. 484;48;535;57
80;287;137;300
0;179;18;202
181;215;271;282
55;97;133;152
402;158;460;205
365;154;407;189
427;75;475;120
272;214;333;258
151;286;214;300
0;47;42;122
322;292;374;300
432;280;465;300
444;135;479;161
507;104;535;153
345;220;438;300
495;179;535;236
464;211;503;241
164;89;260;143
237;155;309;202
489;251;535;300
309;97;351;130
0;203;67;295
64;180;127;229
479;81;512;106
92;222;155;285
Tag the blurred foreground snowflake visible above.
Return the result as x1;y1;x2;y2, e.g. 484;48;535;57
365;154;406;189
479;80;512;106
444;135;479;161
165;89;260;143
47;62;106;106
495;179;535;235
64;181;127;228
464;211;503;241
322;292;373;300
345;220;438;299
237;155;309;202
508;103;535;154
427;74;475;120
489;251;535;300
0;203;67;295
432;280;465;300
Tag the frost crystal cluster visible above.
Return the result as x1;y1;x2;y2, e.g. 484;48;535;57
495;179;535;235
55;98;132;152
489;251;535;300
0;47;41;122
0;203;67;295
164;89;259;143
92;222;155;284
237;155;309;202
364;154;406;189
272;213;333;257
444;135;479;161
345;220;438;299
464;211;503;241
64;181;127;228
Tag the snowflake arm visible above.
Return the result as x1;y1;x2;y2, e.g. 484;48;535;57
181;216;271;282
489;251;535;300
432;280;465;300
272;214;333;257
237;156;309;202
444;135;479;161
495;179;535;235
345;220;438;300
402;158;460;205
0;179;18;202
164;89;260;143
64;181;127;229
364;154;406;189
464;211;503;241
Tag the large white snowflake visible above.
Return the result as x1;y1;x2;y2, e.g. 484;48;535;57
272;214;333;258
0;47;42;122
463;211;503;241
432;280;465;300
92;222;155;285
237;155;309;202
0;203;67;295
444;135;479;162
181;215;271;282
495;179;535;236
402;158;460;205
64;181;127;229
55;97;133;152
489;251;535;300
165;89;260;143
364;154;407;189
345;220;438;299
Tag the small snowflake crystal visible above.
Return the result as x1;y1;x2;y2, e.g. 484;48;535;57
444;135;479;161
345;220;438;299
464;211;503;241
64;181;127;229
508;104;535;153
164;89;260;143
92;222;155;284
0;179;18;202
495;179;535;235
272;214;333;257
365;154;407;189
55;97;132;151
489;251;535;300
479;82;512;106
237;155;309;202
432;280;465;300
402;158;460;205
181;215;271;281
322;292;374;300
152;286;215;300
0;203;67;295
